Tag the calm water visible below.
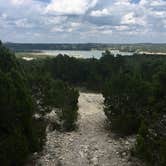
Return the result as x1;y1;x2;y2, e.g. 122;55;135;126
40;50;133;59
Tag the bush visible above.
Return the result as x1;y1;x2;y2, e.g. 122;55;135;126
103;72;150;135
136;119;166;166
0;43;46;165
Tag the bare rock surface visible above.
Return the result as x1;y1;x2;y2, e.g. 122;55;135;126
36;92;143;166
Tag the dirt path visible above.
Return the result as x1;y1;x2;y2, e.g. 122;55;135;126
37;92;142;166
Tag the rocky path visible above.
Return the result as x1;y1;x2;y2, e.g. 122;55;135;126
37;92;142;166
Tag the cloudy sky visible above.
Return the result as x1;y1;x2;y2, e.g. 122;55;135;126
0;0;166;43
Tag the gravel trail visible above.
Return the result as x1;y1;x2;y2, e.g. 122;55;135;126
37;92;143;166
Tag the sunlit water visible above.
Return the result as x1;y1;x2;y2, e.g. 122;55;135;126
39;50;133;59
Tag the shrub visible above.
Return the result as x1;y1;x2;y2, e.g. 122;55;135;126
0;43;46;165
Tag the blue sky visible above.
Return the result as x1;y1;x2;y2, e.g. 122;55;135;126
0;0;166;43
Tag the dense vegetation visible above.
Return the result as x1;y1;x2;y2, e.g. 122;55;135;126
28;72;79;131
21;58;79;131
101;53;166;166
1;40;166;165
0;41;46;165
19;50;166;166
0;42;79;165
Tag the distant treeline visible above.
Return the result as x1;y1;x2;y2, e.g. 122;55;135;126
5;42;166;53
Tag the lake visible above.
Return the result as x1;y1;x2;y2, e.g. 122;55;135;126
18;50;134;60
38;50;133;59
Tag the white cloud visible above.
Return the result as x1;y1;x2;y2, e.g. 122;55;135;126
51;26;64;32
151;11;166;18
45;0;98;15
70;22;81;28
1;13;7;19
0;0;166;43
121;12;146;26
115;25;129;31
90;8;110;17
15;18;34;28
121;12;136;24
10;0;32;6
101;29;112;34
10;0;25;5
43;16;67;25
139;0;166;8
114;0;131;5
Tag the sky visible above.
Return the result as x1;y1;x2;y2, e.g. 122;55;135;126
0;0;166;43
